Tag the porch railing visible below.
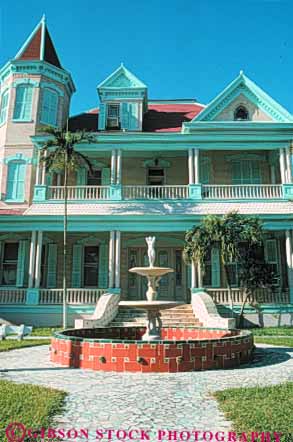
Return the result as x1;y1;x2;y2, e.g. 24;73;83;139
39;288;106;305
123;185;190;200
47;186;111;200
0;289;26;304
207;288;290;304
202;184;283;200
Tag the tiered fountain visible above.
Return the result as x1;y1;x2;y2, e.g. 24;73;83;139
51;237;253;372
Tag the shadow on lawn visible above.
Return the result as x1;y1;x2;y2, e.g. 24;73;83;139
240;346;292;369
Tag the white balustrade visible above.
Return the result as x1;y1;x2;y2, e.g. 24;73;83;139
0;289;26;304
47;186;111;201
206;288;289;304
123;185;190;200
202;185;283;200
39;288;106;305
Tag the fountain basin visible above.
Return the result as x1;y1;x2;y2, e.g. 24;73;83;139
129;267;174;277
50;327;253;372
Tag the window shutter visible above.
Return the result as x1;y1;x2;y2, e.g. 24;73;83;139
98;243;109;288
77;168;87;185
47;243;58;288
101;168;111;185
265;239;278;263
16;240;28;287
251;161;261;184
211;247;220;287
41;89;58;126
231;161;241;184
98;103;106;130
7;162;25;201
128;103;139;130
200;159;210;184
120;102;129;129
14;85;33;121
72;244;83;287
0;90;9;124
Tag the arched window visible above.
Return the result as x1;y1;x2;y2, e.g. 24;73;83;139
6;160;26;201
0;90;9;125
13;85;33;121
234;105;249;121
40;88;58;126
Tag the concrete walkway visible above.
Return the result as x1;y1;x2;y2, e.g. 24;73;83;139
0;344;292;442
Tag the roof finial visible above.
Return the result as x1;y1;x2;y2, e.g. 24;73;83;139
121;62;124;67
239;69;244;76
41;14;46;24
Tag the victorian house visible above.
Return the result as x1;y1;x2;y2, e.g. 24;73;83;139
0;17;292;326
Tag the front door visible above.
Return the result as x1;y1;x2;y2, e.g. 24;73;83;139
127;247;186;301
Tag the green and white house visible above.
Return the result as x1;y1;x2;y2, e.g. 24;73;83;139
0;17;292;326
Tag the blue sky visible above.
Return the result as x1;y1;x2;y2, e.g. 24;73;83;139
1;0;293;116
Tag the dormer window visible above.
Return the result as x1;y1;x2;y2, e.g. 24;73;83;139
234;105;249;121
107;104;120;130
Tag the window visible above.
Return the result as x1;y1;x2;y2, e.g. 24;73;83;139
6;160;26;201
203;249;212;286
265;239;280;286
83;246;99;287
175;250;182;286
87;169;102;186
147;167;165;186
13;85;33;121
231;160;261;184
40;245;48;288
40;88;58;126
106;104;120;129
0;90;9;125
234;105;249;121
1;242;19;285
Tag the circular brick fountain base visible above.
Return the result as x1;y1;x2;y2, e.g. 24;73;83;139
51;327;253;372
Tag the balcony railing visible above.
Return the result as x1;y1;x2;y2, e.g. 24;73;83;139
0;288;26;304
39;288;106;304
44;184;285;201
123;185;190;200
207;288;290;304
202;184;283;200
47;186;111;200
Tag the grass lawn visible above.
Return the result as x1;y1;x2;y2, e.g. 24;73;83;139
0;380;66;441
31;327;62;337
251;327;293;336
0;339;50;352
215;382;293;441
254;336;293;347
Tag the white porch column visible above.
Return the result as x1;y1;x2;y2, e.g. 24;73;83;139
115;231;121;288
108;231;115;288
28;231;37;288
41;150;47;185
35;151;41;185
188;149;194;184
116;149;122;185
34;231;43;289
193;148;199;184
191;261;197;289
279;148;286;183
285;230;293;303
111;150;117;184
285;147;292;183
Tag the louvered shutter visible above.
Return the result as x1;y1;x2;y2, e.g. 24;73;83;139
120;102;129;129
72;244;83;287
98;243;109;288
47;243;58;288
101;168;111;185
16;240;29;287
98;103;106;130
129;103;139;130
7;162;25;201
231;161;241;184
77;168;87;185
200;160;210;184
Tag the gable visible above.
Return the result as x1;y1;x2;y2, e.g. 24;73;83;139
193;72;293;123
214;93;273;122
98;64;147;90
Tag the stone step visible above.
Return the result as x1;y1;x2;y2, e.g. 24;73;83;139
111;322;201;328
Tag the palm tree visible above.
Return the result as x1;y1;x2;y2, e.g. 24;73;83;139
40;126;95;328
183;212;264;309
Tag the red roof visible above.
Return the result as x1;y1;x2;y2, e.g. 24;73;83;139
69;102;204;133
15;20;62;69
